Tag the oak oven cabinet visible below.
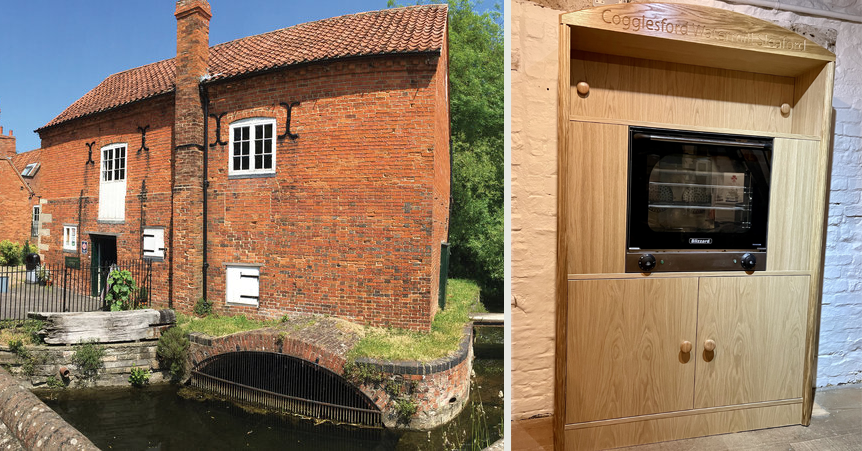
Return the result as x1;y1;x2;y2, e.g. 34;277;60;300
554;3;834;450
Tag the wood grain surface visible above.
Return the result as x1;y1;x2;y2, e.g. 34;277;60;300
569;51;796;135
767;138;820;271
695;276;809;408
562;3;833;77
564;121;627;275
566;278;698;423
564;402;800;451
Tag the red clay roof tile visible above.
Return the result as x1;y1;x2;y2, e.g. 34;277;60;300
39;5;447;131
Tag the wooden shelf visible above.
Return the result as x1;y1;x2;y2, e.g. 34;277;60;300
567;271;811;280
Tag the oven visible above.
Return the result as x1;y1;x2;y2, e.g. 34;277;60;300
626;127;773;272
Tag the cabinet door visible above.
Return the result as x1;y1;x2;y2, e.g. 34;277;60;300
695;276;809;409
567;278;698;423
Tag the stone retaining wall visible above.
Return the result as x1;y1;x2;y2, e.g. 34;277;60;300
0;367;96;450
0;341;168;388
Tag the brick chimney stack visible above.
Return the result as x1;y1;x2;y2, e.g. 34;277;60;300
0;108;16;158
171;0;211;311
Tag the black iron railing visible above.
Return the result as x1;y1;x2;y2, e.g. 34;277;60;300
191;351;382;427
0;259;153;320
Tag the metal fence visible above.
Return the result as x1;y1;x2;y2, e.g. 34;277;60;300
0;259;153;320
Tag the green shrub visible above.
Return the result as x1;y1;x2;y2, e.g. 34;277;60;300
21;242;38;258
342;361;385;386
7;339;26;356
0;241;23;266
157;326;189;380
106;270;138;311
193;298;213;317
71;340;105;380
393;396;418;423
129;367;151;387
45;375;65;389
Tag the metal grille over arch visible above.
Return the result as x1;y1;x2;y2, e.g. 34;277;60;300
190;351;382;427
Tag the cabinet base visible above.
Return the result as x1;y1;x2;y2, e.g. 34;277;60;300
564;400;801;450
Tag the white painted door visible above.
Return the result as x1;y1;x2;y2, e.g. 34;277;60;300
99;144;127;221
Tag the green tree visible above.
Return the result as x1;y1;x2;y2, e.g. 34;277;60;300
389;0;504;307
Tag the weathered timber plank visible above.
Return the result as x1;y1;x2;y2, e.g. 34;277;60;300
29;309;175;345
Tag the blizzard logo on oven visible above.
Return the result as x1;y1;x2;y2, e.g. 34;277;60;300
690;238;713;244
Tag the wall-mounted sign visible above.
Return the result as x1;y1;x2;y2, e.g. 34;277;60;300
81;240;88;255
65;256;80;269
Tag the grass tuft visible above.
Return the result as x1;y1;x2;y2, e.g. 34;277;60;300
175;312;278;337
349;279;484;361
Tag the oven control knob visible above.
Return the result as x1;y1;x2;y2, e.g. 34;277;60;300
741;253;757;270
638;254;657;272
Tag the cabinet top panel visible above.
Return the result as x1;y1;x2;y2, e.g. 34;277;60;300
561;3;834;77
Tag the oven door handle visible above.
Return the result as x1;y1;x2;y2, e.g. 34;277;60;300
634;133;769;148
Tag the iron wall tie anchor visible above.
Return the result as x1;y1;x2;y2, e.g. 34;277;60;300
137;125;150;153
279;101;300;140
209;112;227;147
85;141;96;165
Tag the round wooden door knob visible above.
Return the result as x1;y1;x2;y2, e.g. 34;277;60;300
780;103;791;115
576;82;590;96
680;341;692;354
704;339;716;352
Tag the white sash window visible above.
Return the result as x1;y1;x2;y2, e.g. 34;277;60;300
229;118;276;176
99;143;127;221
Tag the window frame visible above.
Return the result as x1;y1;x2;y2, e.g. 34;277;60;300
31;206;40;238
225;264;261;307
100;143;128;183
228;117;277;176
21;163;40;177
63;225;78;251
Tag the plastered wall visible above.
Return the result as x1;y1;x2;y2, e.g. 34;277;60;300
511;0;862;420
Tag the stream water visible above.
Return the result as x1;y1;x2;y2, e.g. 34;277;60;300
36;327;502;450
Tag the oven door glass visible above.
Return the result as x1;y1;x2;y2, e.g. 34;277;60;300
628;128;772;250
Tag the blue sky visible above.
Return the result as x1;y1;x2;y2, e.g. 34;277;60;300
0;0;499;154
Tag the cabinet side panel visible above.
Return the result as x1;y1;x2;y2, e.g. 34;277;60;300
767;138;820;271
565;402;800;451
791;64;829;137
566;278;697;423
569;51;795;135
565;121;627;274
695;276;809;409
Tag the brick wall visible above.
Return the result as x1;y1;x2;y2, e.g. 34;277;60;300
0;162;33;244
37;95;175;308
201;54;445;331
511;0;862;419
0;129;15;158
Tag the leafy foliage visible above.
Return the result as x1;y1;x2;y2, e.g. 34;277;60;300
342;361;385;386
393;396;419;423
129;367;151;387
106;270;138;311
193;298;213;317
157;326;189;380
72;340;105;380
45;375;66;389
0;240;23;266
390;0;504;306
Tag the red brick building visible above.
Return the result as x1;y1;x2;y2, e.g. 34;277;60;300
5;1;450;331
0;121;42;245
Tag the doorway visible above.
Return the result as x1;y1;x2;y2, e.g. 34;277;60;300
89;234;117;296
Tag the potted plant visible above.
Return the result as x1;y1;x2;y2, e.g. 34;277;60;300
37;267;50;286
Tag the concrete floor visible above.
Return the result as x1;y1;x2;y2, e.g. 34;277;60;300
512;383;862;450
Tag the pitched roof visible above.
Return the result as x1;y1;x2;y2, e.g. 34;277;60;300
38;5;447;131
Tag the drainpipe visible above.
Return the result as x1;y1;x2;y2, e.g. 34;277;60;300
199;83;209;302
724;0;862;23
